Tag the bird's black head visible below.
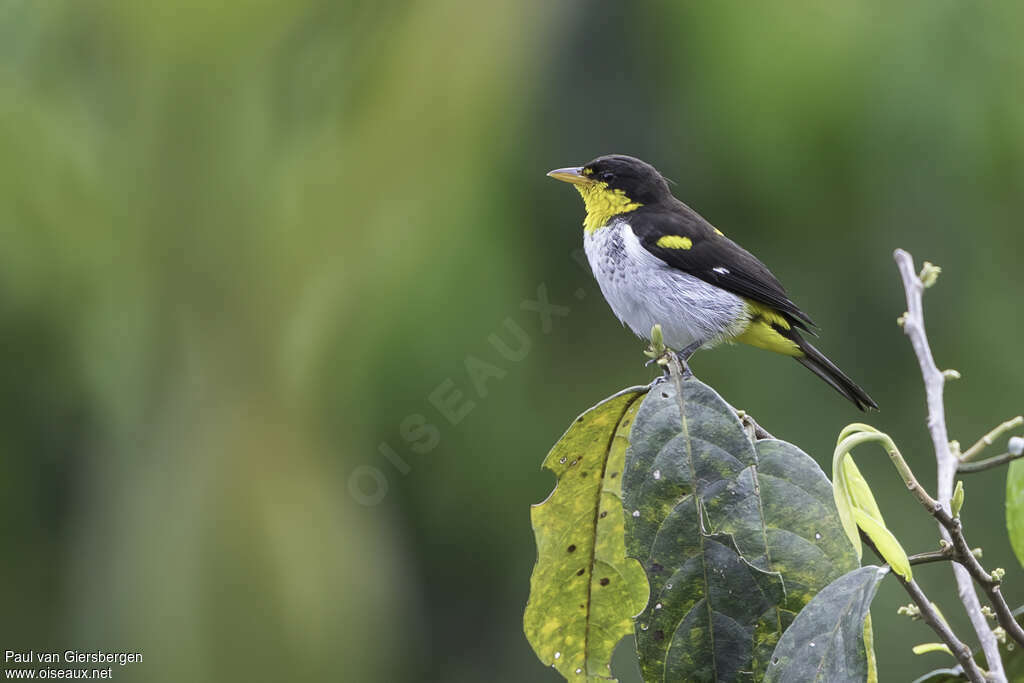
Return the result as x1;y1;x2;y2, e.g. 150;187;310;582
547;154;673;231
580;155;672;205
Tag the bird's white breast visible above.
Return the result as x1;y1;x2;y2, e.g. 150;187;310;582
583;221;748;351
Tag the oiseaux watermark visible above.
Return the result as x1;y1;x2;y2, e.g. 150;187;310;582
348;251;592;505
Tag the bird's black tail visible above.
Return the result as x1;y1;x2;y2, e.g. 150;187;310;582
792;335;878;411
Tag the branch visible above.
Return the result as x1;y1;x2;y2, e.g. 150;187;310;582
870;429;1024;650
895;249;1007;682
960;416;1023;462
861;532;986;683
958;452;1024;474
908;548;954;566
735;410;774;441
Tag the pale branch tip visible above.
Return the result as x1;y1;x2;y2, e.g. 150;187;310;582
894;248;1009;682
961;416;1024;462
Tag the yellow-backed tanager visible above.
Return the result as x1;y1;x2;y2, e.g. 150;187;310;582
548;154;877;411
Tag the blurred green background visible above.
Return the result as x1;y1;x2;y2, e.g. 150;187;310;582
1;1;1022;681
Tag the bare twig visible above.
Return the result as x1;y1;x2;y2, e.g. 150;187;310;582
920;497;1024;649
862;532;986;682
867;426;1024;650
908;548;955;566
735;410;774;441
959;452;1024;474
961;416;1023;462
895;249;1007;682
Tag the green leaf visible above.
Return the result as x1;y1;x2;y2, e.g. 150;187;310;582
622;377;857;680
951;480;964;518
524;388;650;681
726;438;859;612
635;498;784;682
1006;460;1024;569
712;439;861;675
765;566;889;683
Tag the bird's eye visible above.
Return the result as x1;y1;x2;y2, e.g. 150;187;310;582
598;171;615;182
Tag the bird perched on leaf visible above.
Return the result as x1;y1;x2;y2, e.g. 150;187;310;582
548;154;877;411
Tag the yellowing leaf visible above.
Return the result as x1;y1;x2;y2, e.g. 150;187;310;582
835;428;909;573
832;453;862;560
853;508;912;580
913;643;954;656
846;455;884;522
524;389;650;681
865;614;878;683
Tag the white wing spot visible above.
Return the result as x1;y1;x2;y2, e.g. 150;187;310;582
713;267;730;275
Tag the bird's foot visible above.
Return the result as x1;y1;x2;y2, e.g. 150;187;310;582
646;375;668;389
643;326;700;381
644;350;676;378
675;352;695;380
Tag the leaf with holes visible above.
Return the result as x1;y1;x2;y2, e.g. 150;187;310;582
524;388;650;681
764;565;888;683
622;377;858;680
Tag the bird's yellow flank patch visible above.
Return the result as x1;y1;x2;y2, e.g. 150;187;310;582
576;182;642;233
734;300;802;356
713;228;724;236
656;235;693;250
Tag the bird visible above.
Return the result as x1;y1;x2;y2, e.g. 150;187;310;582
547;154;877;411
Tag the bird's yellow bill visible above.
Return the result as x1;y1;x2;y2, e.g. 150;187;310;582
546;166;592;185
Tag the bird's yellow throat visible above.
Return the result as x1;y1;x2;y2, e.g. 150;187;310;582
575;183;642;233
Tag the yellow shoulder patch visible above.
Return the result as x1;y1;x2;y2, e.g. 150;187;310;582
713;228;724;236
656;235;693;250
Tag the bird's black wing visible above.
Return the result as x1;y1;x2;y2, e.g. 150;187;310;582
629;203;816;329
